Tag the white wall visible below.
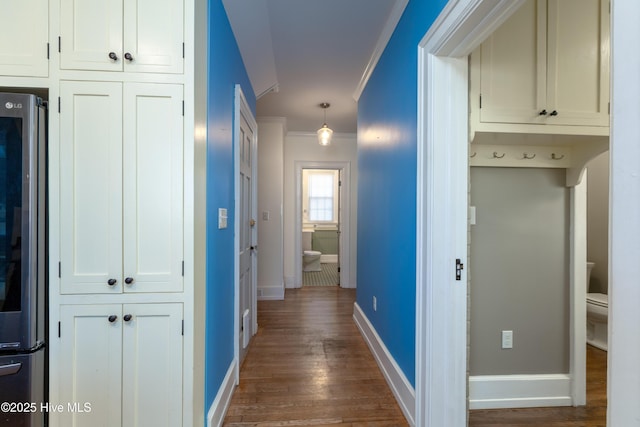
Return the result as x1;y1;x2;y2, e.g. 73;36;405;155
283;132;358;288
256;118;286;300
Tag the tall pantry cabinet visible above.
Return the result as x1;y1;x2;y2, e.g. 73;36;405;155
0;0;199;426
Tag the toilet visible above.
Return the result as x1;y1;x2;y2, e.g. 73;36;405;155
586;262;608;351
302;231;322;272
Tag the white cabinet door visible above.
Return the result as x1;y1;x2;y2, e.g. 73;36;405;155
123;0;184;73
60;0;183;73
60;0;123;71
0;0;49;77
122;304;183;427
123;84;184;293
546;0;609;126
60;81;123;294
58;304;123;427
477;0;545;124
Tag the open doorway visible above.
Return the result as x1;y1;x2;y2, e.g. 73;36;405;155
294;160;351;289
301;168;341;286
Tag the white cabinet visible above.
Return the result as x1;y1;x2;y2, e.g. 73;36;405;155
59;81;184;294
470;0;609;132
0;0;48;77
58;303;183;427
60;0;184;73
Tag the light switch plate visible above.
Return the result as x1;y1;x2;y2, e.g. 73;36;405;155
218;208;228;229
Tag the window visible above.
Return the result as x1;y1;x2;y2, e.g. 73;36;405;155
308;172;335;222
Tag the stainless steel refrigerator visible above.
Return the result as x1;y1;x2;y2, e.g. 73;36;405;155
0;93;47;427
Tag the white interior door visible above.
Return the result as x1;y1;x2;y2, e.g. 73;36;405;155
235;86;257;364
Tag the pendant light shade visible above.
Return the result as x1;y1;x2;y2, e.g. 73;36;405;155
317;103;333;146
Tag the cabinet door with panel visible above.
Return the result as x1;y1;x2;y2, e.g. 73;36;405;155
122;303;183;427
59;0;184;73
473;0;609;128
58;304;123;427
0;0;49;77
57;304;183;427
60;81;184;294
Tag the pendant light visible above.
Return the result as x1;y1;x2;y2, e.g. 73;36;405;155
317;102;333;146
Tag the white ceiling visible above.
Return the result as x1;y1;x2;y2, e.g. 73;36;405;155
223;0;405;133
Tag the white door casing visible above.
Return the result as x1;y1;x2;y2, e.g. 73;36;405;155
234;85;258;368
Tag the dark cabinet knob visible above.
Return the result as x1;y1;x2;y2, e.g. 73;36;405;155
550;110;558;116
123;314;132;322
125;277;134;285
539;109;548;115
124;52;133;61
108;315;117;323
108;278;117;286
108;52;118;61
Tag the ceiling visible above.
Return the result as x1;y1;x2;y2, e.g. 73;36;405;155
222;0;406;133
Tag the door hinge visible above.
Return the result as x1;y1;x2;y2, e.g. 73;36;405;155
181;260;184;276
47;43;50;59
58;97;61;113
182;42;185;58
182;100;184;116
479;94;482;109
58;36;61;53
455;258;464;281
337;267;341;273
58;261;61;278
181;320;184;336
58;322;61;338
608;102;610;115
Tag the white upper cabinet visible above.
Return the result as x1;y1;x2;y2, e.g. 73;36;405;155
470;0;610;133
0;0;49;77
59;81;184;294
60;0;184;73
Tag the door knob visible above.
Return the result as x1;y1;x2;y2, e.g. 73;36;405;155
108;52;118;61
123;314;132;322
539;109;548;115
108;278;117;286
125;277;134;285
250;219;256;227
550;110;558;116
124;52;133;61
108;315;118;323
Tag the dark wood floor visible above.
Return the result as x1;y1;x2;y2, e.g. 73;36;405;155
223;286;607;426
469;345;608;426
223;287;409;426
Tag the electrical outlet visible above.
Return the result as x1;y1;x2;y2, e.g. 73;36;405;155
373;296;377;311
502;330;513;349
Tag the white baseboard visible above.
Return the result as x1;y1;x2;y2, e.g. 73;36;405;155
257;285;285;300
320;254;338;263
284;276;296;288
353;302;415;426
207;359;238;427
469;374;572;410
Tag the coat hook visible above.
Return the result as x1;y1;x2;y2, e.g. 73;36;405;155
492;151;505;159
523;152;536;159
551;153;565;160
470;151;477;158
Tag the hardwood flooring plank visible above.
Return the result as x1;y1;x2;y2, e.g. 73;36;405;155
222;287;409;426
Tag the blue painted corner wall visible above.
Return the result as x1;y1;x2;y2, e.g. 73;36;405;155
356;0;447;387
205;0;256;413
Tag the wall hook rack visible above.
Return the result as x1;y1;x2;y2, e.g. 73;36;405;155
551;153;565;160
523;152;536;159
492;151;505;159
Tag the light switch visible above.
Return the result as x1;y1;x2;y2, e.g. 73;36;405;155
218;208;228;229
469;206;476;225
262;211;270;221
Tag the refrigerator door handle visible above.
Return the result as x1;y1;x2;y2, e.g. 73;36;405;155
0;362;22;377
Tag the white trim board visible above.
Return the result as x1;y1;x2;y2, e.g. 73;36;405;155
469;374;572;410
206;360;238;427
257;285;285;301
353;303;415;426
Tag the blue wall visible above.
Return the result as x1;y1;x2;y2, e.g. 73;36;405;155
356;0;447;387
205;0;256;412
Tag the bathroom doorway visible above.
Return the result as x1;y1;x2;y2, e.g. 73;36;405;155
301;168;340;286
294;160;351;288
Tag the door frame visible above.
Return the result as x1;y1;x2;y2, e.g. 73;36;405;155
294;161;351;288
233;84;258;379
415;1;527;425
